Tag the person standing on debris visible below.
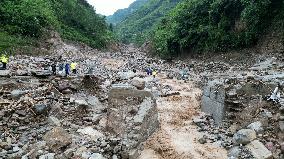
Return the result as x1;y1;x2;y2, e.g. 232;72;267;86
65;63;70;76
146;66;152;75
181;64;189;80
152;69;157;78
51;62;56;75
1;54;8;70
70;62;77;74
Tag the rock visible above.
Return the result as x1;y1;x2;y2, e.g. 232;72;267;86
75;99;88;106
87;96;103;109
0;70;11;77
77;127;104;140
43;127;72;152
39;153;55;159
198;137;207;144
279;121;284;132
265;142;275;151
11;90;27;99
247;121;263;134
228;146;240;158
48;116;61;126
33;104;50;115
246;140;273;159
31;70;51;78
89;153;106;159
131;77;146;90
16;70;28;76
233;129;256;145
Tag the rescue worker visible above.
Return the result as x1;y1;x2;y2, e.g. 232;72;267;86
146;66;152;75
70;62;77;74
1;54;8;70
152;69;157;78
65;63;70;77
51;62;56;75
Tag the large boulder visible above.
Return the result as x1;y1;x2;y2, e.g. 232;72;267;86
233;129;256;145
43;127;72;152
246;140;273;159
131;77;146;90
0;70;11;77
107;87;159;158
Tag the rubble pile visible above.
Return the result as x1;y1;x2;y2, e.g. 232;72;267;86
198;56;284;158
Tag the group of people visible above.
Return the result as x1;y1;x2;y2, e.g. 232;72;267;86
146;66;157;78
51;61;78;77
0;54;8;70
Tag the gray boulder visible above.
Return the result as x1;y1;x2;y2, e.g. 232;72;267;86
247;121;264;134
233;129;256;145
131;77;146;90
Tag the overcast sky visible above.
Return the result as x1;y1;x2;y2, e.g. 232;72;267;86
87;0;135;16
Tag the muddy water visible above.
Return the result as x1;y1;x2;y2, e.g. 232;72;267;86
139;75;227;159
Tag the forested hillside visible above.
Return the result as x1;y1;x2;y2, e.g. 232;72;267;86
115;0;182;45
0;0;111;51
153;0;284;58
106;0;148;25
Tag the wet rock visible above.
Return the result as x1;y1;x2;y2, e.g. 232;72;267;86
246;140;273;159
33;104;50;115
43;127;72;152
233;129;256;145
228;146;240;158
39;153;55;159
131;77;146;90
247;121;263;134
77;127;104;140
11;90;27;99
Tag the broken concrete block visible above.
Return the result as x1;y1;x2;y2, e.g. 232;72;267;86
233;129;256;145
0;70;11;77
279;121;284;132
246;140;273;159
107;87;159;156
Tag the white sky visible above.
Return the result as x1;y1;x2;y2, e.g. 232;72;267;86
87;0;135;16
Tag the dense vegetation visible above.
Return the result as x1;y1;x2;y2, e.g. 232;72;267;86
106;0;148;25
114;0;182;45
153;0;284;58
0;0;111;50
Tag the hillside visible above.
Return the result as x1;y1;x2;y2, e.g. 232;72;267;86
106;0;148;25
0;0;111;52
153;0;284;58
114;0;182;45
